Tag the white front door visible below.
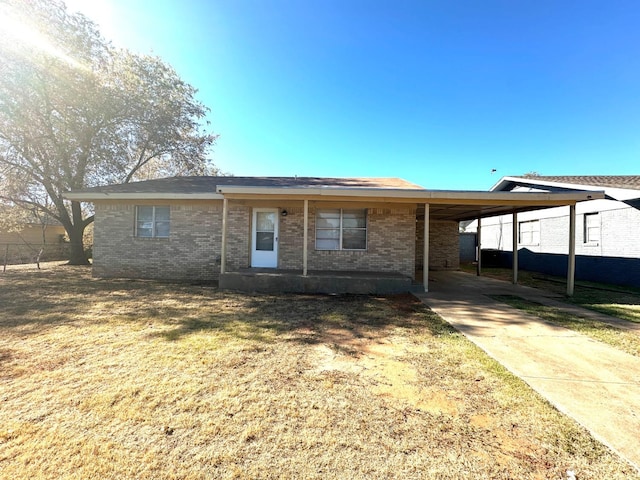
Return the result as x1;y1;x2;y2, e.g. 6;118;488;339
251;208;279;268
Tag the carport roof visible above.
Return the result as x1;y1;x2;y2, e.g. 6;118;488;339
64;176;604;222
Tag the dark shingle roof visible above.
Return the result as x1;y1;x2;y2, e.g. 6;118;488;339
72;176;425;194
516;175;640;190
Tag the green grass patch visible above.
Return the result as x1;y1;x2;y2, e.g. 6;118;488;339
461;265;640;323
489;294;640;357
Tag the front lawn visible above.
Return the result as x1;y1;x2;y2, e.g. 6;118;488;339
0;265;636;479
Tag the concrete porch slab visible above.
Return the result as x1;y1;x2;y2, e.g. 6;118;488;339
219;269;415;294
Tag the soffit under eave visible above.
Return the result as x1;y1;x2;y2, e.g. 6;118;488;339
421;202;580;222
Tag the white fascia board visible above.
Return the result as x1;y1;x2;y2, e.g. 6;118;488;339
216;185;604;203
63;192;224;201
63;186;604;204
491;176;610;192
489;176;517;191
491;177;640;200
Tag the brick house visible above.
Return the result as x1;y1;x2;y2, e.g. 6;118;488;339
65;176;601;294
472;175;640;288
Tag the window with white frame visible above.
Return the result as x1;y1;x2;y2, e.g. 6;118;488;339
135;206;170;238
518;220;539;245
316;209;367;250
584;213;600;244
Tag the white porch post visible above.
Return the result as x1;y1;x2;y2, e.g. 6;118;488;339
423;203;429;292
220;198;228;274
567;204;576;296
303;199;309;276
476;217;482;276
512;212;518;284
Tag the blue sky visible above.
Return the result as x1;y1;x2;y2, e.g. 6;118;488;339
64;0;640;190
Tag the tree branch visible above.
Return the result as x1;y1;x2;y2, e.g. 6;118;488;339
82;214;95;227
0;195;60;221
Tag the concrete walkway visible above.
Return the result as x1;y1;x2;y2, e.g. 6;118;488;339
415;271;640;472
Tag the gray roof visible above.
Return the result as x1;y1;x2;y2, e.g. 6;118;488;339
516;175;640;190
64;175;607;222
71;176;425;194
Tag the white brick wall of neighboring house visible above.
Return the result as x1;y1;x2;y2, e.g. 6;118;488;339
476;200;640;259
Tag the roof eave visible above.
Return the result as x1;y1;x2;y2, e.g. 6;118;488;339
491;176;614;193
63;192;224;201
217;185;604;203
63;187;605;206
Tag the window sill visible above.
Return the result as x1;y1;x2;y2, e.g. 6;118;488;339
134;236;170;241
315;249;368;253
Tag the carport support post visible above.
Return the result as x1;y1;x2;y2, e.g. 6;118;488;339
567;204;576;296
423;203;429;292
221;198;228;274
303;199;309;276
512;212;518;284
476;217;482;276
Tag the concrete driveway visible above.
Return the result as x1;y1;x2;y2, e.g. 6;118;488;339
415;271;640;472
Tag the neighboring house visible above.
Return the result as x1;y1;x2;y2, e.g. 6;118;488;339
0;222;67;264
474;175;640;287
64;176;601;294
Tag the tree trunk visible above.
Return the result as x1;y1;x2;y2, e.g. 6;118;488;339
67;224;89;265
62;200;91;265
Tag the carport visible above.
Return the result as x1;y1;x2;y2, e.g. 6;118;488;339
214;186;604;296
417;189;605;295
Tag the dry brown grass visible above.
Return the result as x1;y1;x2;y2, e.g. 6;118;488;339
0;264;637;479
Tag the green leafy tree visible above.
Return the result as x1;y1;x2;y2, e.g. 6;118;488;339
0;0;217;264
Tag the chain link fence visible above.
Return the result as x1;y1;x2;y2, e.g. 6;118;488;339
1;242;77;271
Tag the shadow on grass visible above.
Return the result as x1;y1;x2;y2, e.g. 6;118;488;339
460;266;640;323
489;294;620;332
569;291;640;324
0;268;453;345
461;265;640;323
151;293;455;345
